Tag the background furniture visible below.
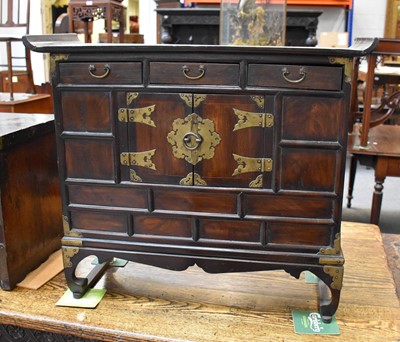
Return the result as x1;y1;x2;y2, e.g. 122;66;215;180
0;0;35;101
350;39;400;145
0;222;398;341
347;124;400;225
68;0;126;43
155;7;322;46
0;93;53;113
0;113;63;290
347;38;400;225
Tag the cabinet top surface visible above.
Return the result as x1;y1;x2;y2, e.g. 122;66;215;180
0;113;54;150
23;34;377;58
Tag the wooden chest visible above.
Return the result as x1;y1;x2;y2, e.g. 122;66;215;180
0;113;62;290
24;34;376;322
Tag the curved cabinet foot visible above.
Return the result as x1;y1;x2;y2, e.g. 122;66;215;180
63;247;111;299
313;266;343;323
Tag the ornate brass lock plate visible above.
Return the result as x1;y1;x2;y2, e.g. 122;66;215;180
167;113;221;165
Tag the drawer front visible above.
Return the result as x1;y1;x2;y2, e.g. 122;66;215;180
247;64;342;90
59;62;142;84
149;62;240;86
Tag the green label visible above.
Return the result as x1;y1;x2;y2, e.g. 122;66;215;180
292;310;340;335
56;288;107;308
304;271;319;284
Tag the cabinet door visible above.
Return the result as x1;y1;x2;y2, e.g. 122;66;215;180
191;93;273;188
118;92;275;188
118;92;192;185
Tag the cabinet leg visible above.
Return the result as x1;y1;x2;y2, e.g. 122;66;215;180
63;247;111;299
347;154;358;208
310;266;343;323
317;279;341;323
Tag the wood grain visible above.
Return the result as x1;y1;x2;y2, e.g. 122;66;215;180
0;221;398;341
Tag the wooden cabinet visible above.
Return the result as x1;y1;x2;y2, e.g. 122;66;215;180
0;113;62;290
23;34;376;323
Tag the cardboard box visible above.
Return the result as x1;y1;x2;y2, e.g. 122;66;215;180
319;32;349;48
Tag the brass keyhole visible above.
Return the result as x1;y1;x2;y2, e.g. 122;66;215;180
182;132;203;150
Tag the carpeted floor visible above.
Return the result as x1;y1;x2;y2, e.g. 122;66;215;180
342;155;400;298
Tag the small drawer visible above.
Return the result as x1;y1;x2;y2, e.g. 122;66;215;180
247;64;342;90
59;62;142;84
149;62;240;86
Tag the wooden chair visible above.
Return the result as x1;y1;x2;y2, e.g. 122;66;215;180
0;0;35;101
349;39;400;145
347;38;400;225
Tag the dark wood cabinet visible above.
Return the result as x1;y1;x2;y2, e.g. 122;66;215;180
0;113;62;290
24;34;376;323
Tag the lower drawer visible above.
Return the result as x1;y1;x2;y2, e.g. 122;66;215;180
69;209;333;250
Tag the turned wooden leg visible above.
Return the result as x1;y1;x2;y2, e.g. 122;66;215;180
347;154;358;208
371;179;384;225
371;157;388;225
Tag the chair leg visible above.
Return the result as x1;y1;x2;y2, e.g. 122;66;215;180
347;154;358;208
25;48;36;94
6;40;14;101
371;178;384;225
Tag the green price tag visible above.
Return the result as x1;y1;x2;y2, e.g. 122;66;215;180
304;271;319;284
292;310;340;335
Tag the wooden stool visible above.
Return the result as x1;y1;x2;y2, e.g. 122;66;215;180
68;0;126;43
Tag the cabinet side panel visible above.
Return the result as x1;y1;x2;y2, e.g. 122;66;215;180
70;210;128;233
68;185;147;209
154;189;237;214
282;96;343;142
246;194;333;219
65;139;115;181
61;91;112;133
268;222;332;246
279;149;337;192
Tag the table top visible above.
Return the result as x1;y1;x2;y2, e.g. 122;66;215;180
0;221;398;341
348;123;400;157
0;112;54;151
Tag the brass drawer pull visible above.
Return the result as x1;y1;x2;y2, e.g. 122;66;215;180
88;64;111;79
282;67;306;84
183;132;203;150
182;65;206;80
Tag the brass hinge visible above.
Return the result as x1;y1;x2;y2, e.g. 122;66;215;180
323;265;344;290
118;105;156;127
179;173;207;186
179;94;207;108
232;154;273;176
62;247;80;268
126;92;139;105
120;150;156;170
328;57;353;84
233;109;274;131
62;215;82;238
50;54;69;78
318;233;341;256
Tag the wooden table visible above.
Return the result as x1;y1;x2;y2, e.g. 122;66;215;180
0;92;53;113
0;221;398;341
347;123;400;225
